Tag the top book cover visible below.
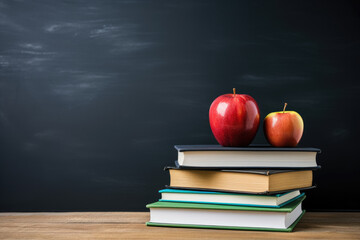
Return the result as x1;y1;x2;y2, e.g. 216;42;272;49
174;145;321;169
175;145;321;152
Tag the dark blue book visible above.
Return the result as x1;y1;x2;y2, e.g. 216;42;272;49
174;145;321;170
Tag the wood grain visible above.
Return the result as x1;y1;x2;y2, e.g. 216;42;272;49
0;212;359;239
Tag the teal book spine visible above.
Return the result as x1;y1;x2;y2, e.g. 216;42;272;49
159;188;291;197
158;192;305;208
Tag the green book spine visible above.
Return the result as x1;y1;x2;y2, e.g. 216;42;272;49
146;210;305;232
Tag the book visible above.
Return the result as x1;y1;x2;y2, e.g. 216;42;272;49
159;189;304;208
175;145;321;169
166;168;314;194
146;195;306;232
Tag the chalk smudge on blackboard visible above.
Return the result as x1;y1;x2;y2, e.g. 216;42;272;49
239;74;309;87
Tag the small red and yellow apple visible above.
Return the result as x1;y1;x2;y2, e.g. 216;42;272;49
209;88;260;147
263;103;304;147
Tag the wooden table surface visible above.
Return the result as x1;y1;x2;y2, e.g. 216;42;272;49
0;212;359;239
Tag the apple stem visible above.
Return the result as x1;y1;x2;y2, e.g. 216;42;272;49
283;103;287;113
233;88;236;97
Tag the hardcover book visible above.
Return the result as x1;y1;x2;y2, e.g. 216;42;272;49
147;195;306;232
175;145;321;169
159;189;305;208
165;167;315;194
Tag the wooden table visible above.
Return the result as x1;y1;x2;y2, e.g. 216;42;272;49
0;212;359;239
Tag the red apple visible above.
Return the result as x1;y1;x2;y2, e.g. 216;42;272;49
209;88;260;147
263;103;304;147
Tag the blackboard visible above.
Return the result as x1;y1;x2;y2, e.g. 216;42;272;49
0;0;359;211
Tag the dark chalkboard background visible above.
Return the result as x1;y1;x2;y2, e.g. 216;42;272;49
0;0;359;211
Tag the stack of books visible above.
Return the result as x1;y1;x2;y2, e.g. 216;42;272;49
146;145;321;232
